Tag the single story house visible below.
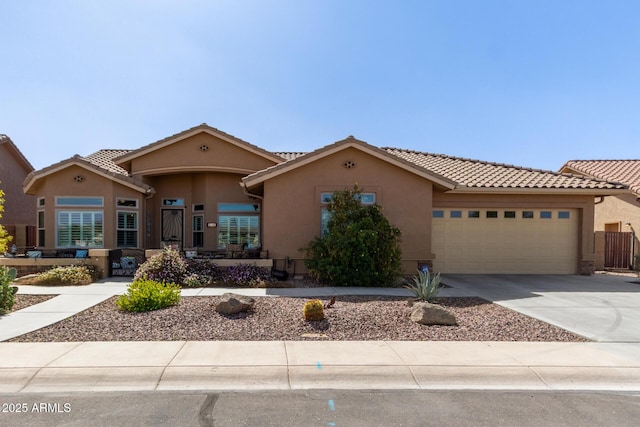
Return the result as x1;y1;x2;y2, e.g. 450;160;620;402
22;124;628;276
559;160;640;269
0;134;36;250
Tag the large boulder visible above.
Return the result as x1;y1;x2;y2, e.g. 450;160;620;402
410;302;457;326
215;293;255;315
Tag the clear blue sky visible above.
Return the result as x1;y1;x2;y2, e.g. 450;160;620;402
2;0;639;172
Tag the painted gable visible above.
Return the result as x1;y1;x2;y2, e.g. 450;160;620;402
119;129;282;177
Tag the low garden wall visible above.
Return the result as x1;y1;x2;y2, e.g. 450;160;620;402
0;249;111;278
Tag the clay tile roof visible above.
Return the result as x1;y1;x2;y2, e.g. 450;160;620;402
384;148;627;191
273;152;307;161
83;149;132;175
561;160;640;194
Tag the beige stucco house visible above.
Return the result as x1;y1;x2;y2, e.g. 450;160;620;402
560;160;640;269
0;134;36;249
22;124;627;275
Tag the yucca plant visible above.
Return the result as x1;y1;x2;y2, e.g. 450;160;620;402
404;268;441;302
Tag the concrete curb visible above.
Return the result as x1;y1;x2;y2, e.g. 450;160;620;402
1;341;640;393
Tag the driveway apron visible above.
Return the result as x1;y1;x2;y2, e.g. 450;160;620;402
442;274;640;343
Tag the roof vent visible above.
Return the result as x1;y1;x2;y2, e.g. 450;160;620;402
74;175;85;183
200;145;209;152
343;160;356;169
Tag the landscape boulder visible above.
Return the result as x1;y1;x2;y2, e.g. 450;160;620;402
410;302;457;326
215;293;255;315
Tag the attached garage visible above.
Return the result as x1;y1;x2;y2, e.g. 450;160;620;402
432;208;579;274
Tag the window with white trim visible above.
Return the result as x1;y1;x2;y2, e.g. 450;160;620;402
37;211;45;246
193;215;204;247
117;211;138;248
57;211;103;247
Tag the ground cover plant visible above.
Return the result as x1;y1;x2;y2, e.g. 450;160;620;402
14;265;100;286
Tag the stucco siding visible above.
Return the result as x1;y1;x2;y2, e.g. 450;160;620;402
0;143;35;225
259;147;433;275
128;132;277;176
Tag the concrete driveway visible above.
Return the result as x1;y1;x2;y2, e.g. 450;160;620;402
442;274;640;344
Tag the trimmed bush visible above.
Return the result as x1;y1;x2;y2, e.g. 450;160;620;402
302;299;325;321
34;265;95;286
303;185;402;287
116;279;181;312
0;266;17;315
134;247;187;284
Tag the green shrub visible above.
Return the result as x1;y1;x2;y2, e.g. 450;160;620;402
134;248;187;284
0;266;18;315
303;185;402;287
404;268;441;302
35;265;95;286
116;279;181;312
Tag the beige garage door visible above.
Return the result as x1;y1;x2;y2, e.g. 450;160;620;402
432;208;578;274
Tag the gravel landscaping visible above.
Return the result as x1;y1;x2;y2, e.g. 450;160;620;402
9;295;587;342
10;294;57;313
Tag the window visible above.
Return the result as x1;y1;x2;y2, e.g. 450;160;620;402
193;204;204;212
116;198;138;208
321;192;376;205
219;203;260;212
116;212;137;248
218;215;259;249
522;211;534;219
57;211;103;247
468;210;480;218
504;211;516;219
432;210;444;218
486;211;498;218
558;211;571;219
56;197;103;206
38;197;45;207
540;211;552;219
163;198;184;206
37;211;45;246
450;210;462;218
321;208;332;235
193;215;204;247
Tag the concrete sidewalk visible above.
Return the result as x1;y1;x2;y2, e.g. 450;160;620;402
2;341;640;393
3;275;640;393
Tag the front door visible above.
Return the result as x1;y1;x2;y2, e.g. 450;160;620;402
161;209;184;249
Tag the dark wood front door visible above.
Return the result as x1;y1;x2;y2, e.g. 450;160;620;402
604;231;633;269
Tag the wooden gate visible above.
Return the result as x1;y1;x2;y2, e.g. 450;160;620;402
605;231;633;269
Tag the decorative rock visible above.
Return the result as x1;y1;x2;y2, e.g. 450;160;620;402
410;302;457;326
215;293;255;315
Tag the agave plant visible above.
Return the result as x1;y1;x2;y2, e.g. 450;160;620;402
404;268;441;302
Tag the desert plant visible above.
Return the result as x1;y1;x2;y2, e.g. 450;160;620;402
303;185;402;287
34;265;95;286
184;258;222;287
134;247;187;284
116;279;181;312
222;264;271;287
0;187;12;253
0;266;18;315
404;268;441;302
302;298;325;321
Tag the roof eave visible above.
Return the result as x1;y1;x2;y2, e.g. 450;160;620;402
113;125;284;167
446;187;631;196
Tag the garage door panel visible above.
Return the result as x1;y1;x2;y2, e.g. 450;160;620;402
432;209;578;274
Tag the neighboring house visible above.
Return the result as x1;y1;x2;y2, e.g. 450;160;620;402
23;124;627;275
560;160;640;269
0;134;36;249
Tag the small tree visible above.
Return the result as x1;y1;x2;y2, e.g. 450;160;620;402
0;186;12;253
303;185;402;287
